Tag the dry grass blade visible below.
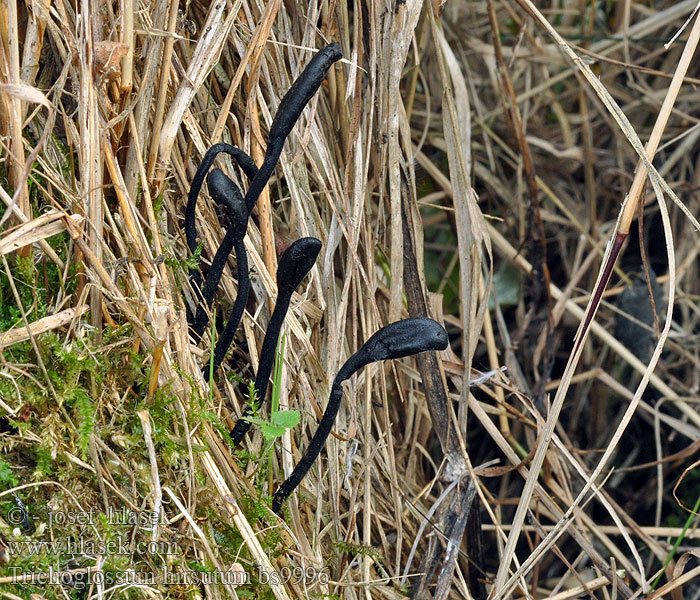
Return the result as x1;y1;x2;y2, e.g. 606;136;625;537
0;185;63;266
244;0;282;278
0;211;82;256
385;0;422;322
0;305;87;350
2;0;30;258
0;81;50;109
155;1;238;183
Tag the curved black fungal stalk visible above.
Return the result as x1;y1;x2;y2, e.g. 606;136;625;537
193;170;252;378
186;143;257;252
230;237;322;445
196;43;343;320
271;317;449;514
206;235;248;375
185;144;258;311
191;169;250;339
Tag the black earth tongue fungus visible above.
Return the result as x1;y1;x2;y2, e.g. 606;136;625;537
230;237;322;445
242;42;343;215
271;317;449;514
198;43;342;316
191;168;249;340
194;169;253;379
184;143;258;314
206;168;249;230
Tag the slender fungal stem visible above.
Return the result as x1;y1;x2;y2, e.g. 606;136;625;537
229;292;291;444
185;144;256;330
198;171;250;370
271;317;449;514
205;234;249;379
272;381;344;513
191;169;249;338
230;237;322;445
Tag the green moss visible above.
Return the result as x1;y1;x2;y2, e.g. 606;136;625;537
0;458;19;487
33;446;55;480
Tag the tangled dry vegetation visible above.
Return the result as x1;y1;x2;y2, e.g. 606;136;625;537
1;0;700;598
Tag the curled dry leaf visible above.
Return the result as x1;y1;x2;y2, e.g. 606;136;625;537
93;41;129;80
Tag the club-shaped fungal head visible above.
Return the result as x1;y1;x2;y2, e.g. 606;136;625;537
207;168;248;236
270;317;449;513
268;43;343;142
337;317;449;382
276;237;322;298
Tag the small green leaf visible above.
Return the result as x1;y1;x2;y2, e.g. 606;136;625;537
271;410;300;430
260;422;287;440
242;415;265;427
